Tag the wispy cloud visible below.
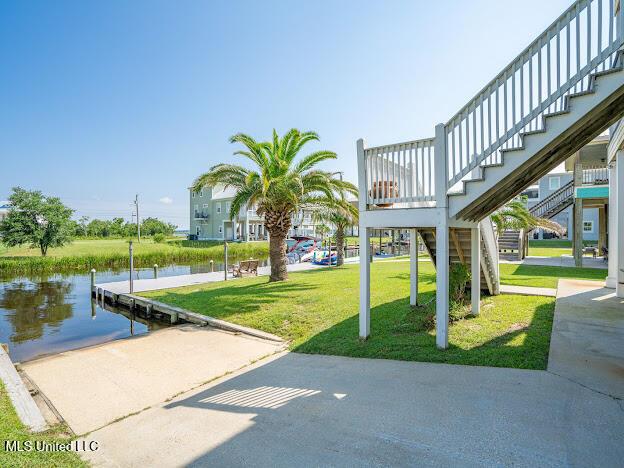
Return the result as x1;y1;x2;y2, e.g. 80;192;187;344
159;196;173;205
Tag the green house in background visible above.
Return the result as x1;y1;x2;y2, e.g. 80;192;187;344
188;184;322;241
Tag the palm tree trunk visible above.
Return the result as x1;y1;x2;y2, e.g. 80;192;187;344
265;210;291;281
335;226;345;266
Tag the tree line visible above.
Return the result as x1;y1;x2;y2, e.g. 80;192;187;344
74;216;177;238
0;187;177;256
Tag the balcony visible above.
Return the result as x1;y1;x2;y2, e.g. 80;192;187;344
360;137;437;209
194;211;210;220
581;165;609;186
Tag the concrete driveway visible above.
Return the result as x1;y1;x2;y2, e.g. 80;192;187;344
82;352;624;467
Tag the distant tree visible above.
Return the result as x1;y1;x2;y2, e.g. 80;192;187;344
141;217;177;237
0;187;74;256
76;216;90;237
87;219;110;237
313;199;358;266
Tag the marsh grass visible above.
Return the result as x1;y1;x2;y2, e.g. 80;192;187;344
0;239;269;275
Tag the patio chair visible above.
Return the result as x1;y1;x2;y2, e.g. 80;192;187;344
231;259;259;278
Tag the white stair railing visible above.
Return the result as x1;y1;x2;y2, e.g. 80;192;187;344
446;0;624;189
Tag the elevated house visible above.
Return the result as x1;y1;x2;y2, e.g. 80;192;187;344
189;185;323;241
356;0;624;349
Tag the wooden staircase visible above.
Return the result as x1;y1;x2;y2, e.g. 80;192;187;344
498;230;526;261
418;219;500;295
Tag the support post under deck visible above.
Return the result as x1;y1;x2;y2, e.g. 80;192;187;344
435;223;449;349
617;152;624;298
607;161;618;288
410;228;418;306
471;226;481;316
359;229;371;338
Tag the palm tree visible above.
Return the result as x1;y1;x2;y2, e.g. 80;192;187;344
490;197;565;238
193;129;355;281
312;199;358;266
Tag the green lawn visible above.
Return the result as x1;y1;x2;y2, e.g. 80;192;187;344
142;261;556;369
499;263;605;288
0;382;86;467
527;239;599;257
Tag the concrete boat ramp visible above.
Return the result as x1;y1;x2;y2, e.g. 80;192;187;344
20;325;286;435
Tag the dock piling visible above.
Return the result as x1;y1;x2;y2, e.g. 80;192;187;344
129;241;134;293
90;269;96;292
153;264;159;279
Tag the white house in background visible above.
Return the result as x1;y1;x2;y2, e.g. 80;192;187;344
0;202;9;222
356;0;624;350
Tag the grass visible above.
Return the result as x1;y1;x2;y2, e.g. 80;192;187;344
499;263;605;288
0;382;86;467
527;239;598;257
0;238;269;275
142;261;556;369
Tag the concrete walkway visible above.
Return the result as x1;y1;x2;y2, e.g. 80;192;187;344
81;352;624;467
548;279;624;400
21;325;285;435
499;284;558;297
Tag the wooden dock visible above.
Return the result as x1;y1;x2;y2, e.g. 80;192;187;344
92;287;283;342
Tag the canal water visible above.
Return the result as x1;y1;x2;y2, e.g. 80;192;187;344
0;261;260;363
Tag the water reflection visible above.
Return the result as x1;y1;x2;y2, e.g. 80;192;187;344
0;279;74;344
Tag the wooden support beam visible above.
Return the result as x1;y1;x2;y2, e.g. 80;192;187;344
450;229;465;264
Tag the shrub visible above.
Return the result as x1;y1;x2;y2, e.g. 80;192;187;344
153;233;166;243
449;263;471;322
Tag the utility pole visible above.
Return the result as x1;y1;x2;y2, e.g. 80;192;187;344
134;194;141;242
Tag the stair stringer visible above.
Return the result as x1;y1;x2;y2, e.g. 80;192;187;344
417;219;500;296
448;65;624;221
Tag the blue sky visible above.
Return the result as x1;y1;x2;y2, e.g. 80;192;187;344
0;0;571;229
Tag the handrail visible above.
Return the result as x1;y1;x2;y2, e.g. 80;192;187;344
446;0;624;188
529;181;574;218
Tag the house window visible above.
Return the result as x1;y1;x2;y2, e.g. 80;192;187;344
192;191;195;198
583;221;594;233
225;202;231;213
549;176;561;190
199;189;203;197
202;204;209;208
216;202;221;214
218;225;223;236
195;226;200;236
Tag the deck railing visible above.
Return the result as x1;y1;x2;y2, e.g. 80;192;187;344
359;0;623;209
582;165;610;184
364;138;435;206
